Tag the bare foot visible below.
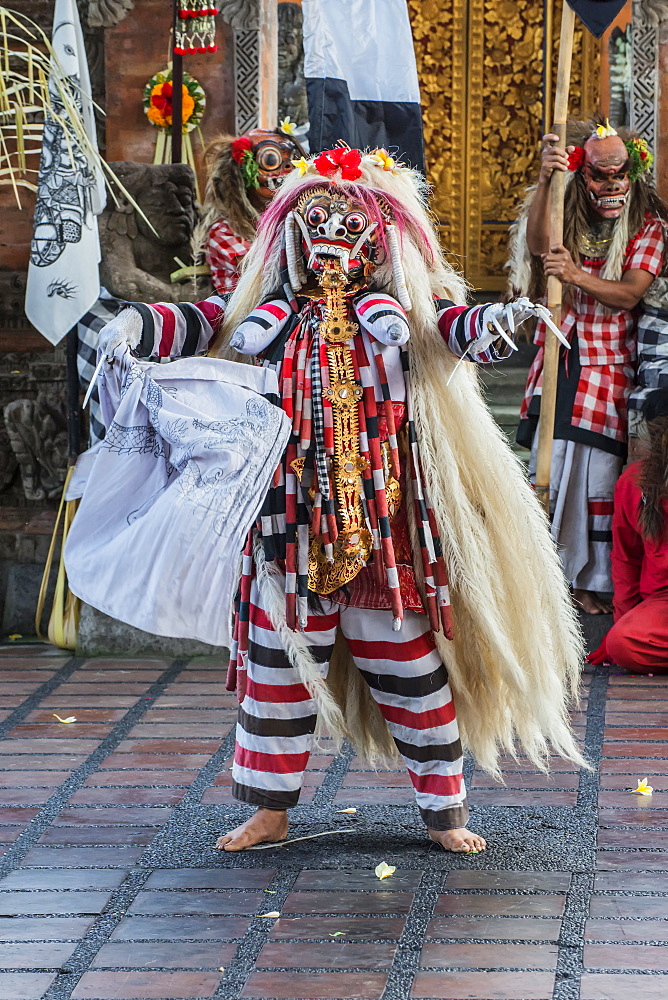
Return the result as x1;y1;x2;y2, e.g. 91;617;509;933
214;808;289;852
428;827;487;853
573;589;613;615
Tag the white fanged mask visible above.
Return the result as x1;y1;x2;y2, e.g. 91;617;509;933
293;190;379;279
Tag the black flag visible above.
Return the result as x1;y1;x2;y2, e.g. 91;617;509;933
566;1;627;38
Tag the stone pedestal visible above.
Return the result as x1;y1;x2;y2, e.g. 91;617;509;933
75;603;227;659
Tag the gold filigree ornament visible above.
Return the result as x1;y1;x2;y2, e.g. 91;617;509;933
319;263;359;344
307;260;372;594
323;380;363;410
380;441;402;520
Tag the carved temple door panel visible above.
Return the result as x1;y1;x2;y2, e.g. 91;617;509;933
409;0;600;291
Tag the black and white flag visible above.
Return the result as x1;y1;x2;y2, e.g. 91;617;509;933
25;0;106;345
302;0;424;172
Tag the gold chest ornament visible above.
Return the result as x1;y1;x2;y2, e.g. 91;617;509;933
307;262;373;594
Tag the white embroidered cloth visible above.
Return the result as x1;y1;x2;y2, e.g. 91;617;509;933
65;350;290;647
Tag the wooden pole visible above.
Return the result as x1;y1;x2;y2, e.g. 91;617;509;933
544;0;554;133
171;0;183;164
534;2;576;515
258;0;278;129
65;326;82;463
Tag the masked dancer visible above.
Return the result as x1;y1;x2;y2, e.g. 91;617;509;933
193;123;306;295
96;147;585;853
510;118;668;615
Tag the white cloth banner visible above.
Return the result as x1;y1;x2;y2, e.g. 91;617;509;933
65;351;290;648
25;0;106;345
302;0;420;103
302;0;424;170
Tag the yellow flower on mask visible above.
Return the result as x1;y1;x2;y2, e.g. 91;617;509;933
279;118;297;135
369;148;396;171
595;119;618;139
291;156;310;177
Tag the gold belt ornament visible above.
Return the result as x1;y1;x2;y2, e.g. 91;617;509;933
308;262;372;594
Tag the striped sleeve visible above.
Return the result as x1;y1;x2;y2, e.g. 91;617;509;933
436;298;509;363
131;295;226;359
230;298;293;355
354;292;410;345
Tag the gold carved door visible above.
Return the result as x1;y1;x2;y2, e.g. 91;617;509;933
409;0;600;291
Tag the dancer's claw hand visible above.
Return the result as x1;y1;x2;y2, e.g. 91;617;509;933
482;297;571;352
97;307;143;359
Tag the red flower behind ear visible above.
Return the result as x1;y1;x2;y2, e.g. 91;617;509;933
568;146;586;171
231;136;252;163
314;146;363;181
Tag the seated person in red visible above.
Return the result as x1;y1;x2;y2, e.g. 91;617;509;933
589;389;668;672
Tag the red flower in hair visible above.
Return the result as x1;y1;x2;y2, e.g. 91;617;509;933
314;146;363;181
567;146;586;171
231;136;252;163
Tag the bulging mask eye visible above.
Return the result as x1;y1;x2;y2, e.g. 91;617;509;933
306;205;328;227
256;145;283;172
344;212;368;235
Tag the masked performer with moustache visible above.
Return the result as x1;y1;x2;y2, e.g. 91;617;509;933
511;118;668;615
93;147;584;853
193;122;306;295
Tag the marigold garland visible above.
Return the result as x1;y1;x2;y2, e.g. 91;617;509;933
143;69;205;135
625;137;654;182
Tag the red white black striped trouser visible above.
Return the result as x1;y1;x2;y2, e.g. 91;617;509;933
232;580;468;831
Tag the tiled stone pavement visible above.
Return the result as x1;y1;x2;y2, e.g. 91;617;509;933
0;649;667;999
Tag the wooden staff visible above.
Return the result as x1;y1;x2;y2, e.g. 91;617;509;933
171;0;183;164
534;2;576;515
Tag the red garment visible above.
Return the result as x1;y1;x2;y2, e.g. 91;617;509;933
205;219;252;295
520;213;665;446
589;461;668;672
611;461;668;619
605;591;668;672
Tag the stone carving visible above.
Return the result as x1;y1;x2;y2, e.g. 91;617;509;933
278;3;307;127
218;0;259;31
0;420;18;493
630;0;664;178
609;26;632;127
87;0;135;28
233;29;260;134
637;0;668;25
99;162;210;303
229;2;306;141
0;270;30;332
0;269;68;501
4;394;68;501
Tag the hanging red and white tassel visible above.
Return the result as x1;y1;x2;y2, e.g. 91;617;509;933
175;0;217;55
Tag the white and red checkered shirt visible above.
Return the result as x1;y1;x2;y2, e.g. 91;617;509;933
205;218;253;295
521;213;665;445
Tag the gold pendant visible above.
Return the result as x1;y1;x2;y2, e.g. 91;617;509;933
307;261;372;594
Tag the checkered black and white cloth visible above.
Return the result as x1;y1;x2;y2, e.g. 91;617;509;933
628;286;668;414
76;287;125;445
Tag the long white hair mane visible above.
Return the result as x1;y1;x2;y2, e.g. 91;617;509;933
212;152;584;777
